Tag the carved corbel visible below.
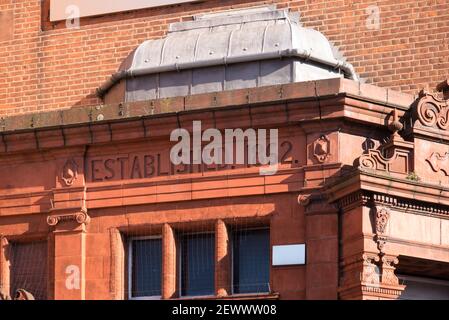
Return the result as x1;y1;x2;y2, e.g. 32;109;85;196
361;253;381;285
380;255;400;286
356;109;413;175
339;252;405;300
298;193;337;215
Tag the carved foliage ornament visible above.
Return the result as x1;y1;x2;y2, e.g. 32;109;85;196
381;256;400;286
375;207;390;234
313;135;330;163
361;253;380;285
61;158;78;187
374;206;390;253
416;91;449;130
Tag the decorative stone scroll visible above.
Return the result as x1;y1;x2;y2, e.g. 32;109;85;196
381;256;400;286
358;149;391;171
426;152;449;176
358;148;410;175
416;91;449;130
361;253;380;285
339;252;405;300
47;211;90;226
357;109;413;176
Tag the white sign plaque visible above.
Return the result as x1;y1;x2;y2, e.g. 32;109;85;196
50;0;199;22
272;244;306;266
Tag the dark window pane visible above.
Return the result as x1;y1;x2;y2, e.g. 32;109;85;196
233;229;270;294
10;241;47;300
131;238;162;297
181;233;215;296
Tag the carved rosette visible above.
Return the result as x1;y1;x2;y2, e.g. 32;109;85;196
313;135;330;163
416;91;449;130
61;158;79;187
47;211;90;226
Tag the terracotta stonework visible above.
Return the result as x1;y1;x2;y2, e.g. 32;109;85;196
2;0;449;299
0;74;448;300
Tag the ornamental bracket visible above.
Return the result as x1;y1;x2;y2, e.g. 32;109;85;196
357;109;414;176
415;90;449;131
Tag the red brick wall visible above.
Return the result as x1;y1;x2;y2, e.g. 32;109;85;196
0;0;448;116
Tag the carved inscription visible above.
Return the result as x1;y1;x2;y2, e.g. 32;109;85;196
87;140;296;182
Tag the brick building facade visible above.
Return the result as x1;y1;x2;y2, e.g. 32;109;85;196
0;1;449;300
1;0;448;115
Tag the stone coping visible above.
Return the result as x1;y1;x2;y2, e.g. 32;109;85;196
0;78;415;134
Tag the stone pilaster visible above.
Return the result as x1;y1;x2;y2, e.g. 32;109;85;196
0;236;11;299
215;220;231;297
162;223;176;299
47;209;90;300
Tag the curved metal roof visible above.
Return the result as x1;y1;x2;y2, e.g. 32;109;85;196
99;7;357;102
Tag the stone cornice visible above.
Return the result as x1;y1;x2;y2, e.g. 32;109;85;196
326;170;449;218
0;78;414;133
0;79;415;157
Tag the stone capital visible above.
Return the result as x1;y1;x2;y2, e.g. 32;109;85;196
47;208;90;231
339;252;405;300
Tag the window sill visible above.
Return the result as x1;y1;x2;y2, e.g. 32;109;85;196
173;292;280;300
